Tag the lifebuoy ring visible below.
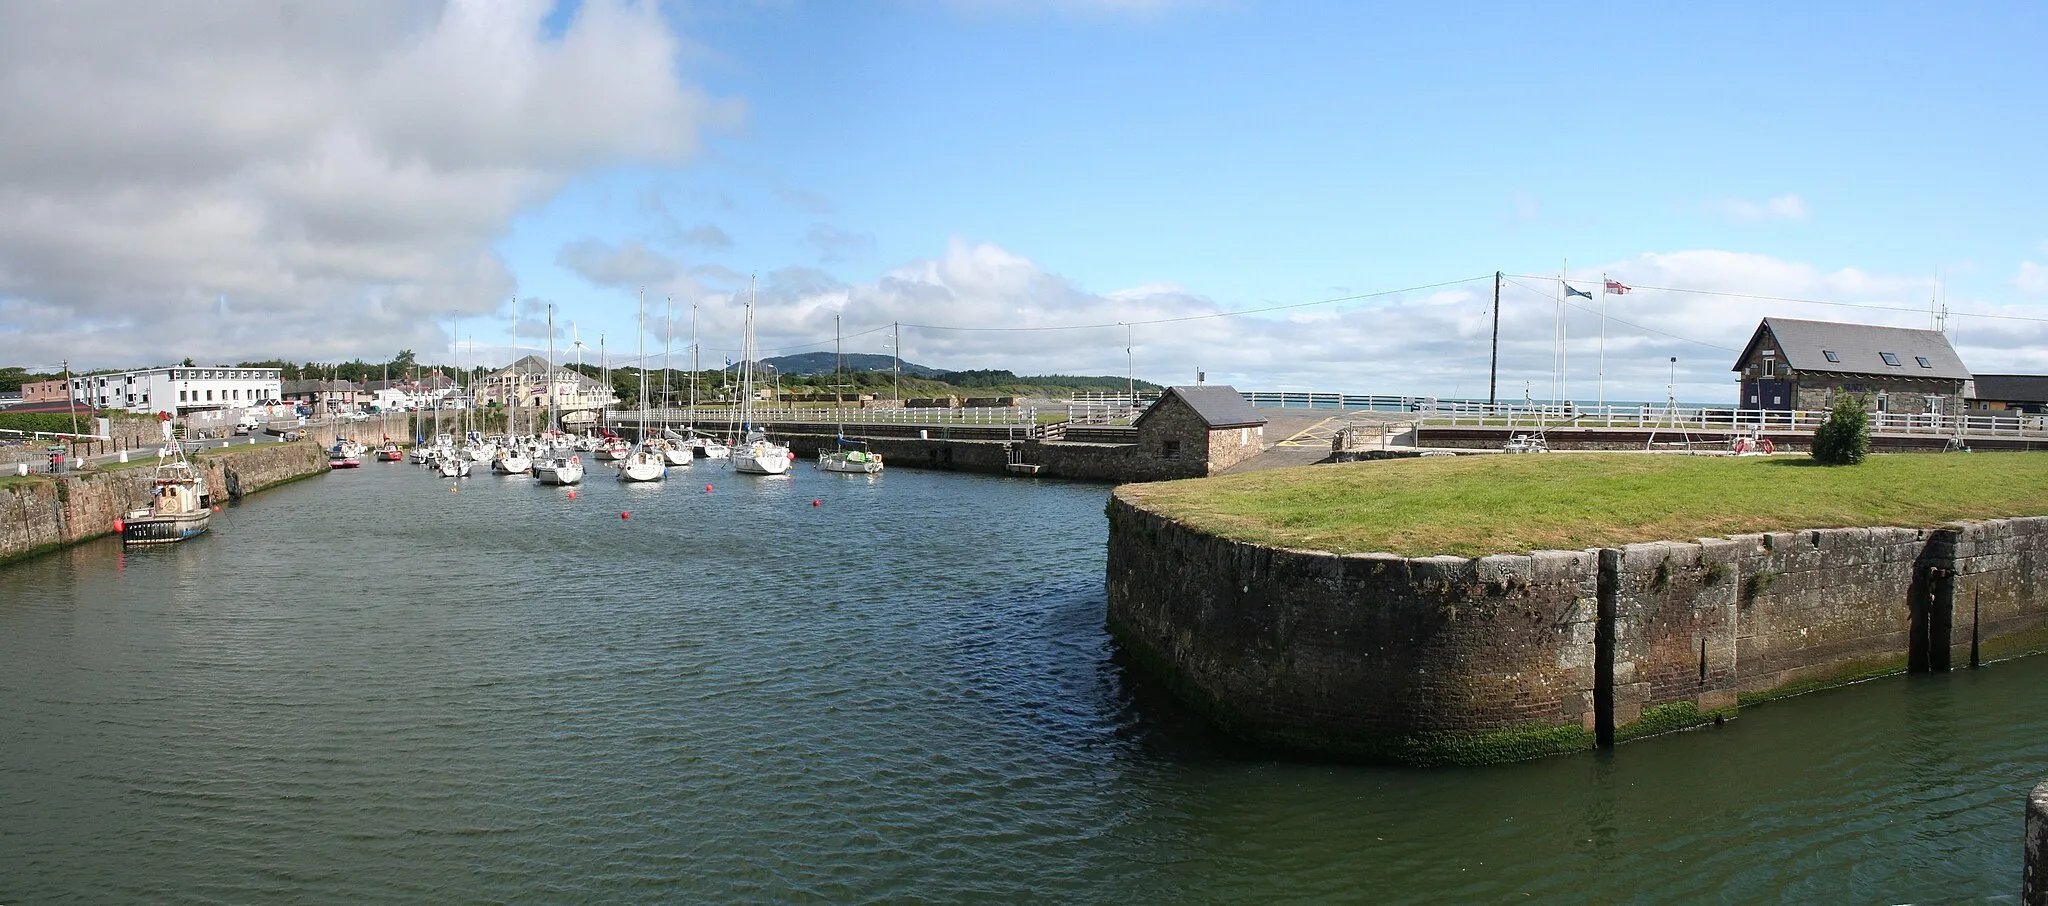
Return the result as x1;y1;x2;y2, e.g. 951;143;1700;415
1760;438;1775;454
1732;437;1752;454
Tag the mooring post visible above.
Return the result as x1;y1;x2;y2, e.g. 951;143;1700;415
2027;778;2048;906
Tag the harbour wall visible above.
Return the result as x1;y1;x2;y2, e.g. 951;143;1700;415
774;433;1201;483
2029;779;2048;906
0;441;329;565
1104;494;2048;765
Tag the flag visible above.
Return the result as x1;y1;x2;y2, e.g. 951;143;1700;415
1605;279;1632;295
1564;283;1593;299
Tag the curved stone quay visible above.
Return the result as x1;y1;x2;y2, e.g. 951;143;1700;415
1105;492;2048;766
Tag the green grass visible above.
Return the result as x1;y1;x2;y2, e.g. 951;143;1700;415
1118;452;2048;557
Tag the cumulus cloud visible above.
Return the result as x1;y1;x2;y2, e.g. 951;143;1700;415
650;240;2033;405
1710;193;1809;224
0;0;737;369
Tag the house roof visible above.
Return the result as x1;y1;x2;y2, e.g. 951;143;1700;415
1135;385;1266;430
486;355;608;391
1969;374;2048;403
1732;318;1970;381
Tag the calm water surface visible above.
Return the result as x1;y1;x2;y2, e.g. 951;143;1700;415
2;462;2044;903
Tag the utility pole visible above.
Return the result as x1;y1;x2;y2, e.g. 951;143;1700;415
1488;271;1501;407
1122;322;1134;404
64;358;77;438
892;321;900;402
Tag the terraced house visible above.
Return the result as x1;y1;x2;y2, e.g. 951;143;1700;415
1733;317;1969;415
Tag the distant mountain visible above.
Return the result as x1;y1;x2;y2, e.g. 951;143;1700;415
757;352;943;378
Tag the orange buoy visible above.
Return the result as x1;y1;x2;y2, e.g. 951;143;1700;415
212;505;221;512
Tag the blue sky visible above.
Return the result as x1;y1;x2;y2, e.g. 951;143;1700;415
3;0;2044;401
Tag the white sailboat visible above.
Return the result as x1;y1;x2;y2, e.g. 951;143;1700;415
617;288;667;483
533;303;585;486
731;276;792;475
657;294;693;468
816;317;883;474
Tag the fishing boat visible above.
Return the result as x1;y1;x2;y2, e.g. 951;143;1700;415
375;441;404;462
533;453;584;486
731;276;792;475
818;438;884;474
119;428;211;545
328;441;362;468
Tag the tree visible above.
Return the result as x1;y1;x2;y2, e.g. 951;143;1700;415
1811;394;1871;465
181;357;195;367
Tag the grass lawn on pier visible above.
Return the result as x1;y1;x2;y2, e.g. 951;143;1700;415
1117;452;2048;558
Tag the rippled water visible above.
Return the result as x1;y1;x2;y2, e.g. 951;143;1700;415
3;462;2044;903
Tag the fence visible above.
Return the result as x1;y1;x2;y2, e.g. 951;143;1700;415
1421;402;2048;439
621;406;1042;428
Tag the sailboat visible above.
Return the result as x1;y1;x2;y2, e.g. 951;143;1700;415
674;296;730;460
617;288;667;483
655;295;693;467
816;315;883;474
532;302;585;486
731;276;793;475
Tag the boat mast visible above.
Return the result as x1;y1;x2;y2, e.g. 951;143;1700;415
741;275;756;434
546;303;556;434
637;287;648;443
662;294;674;435
688;299;699;415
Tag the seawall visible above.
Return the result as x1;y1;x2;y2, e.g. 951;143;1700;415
1105;494;2048;765
1;441;329;565
2029;779;2048;906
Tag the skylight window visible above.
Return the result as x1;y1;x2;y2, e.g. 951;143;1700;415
1822;350;1839;363
1916;356;1932;368
1880;352;1901;366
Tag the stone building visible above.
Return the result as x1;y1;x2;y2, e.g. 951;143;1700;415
1732;317;1969;415
473;355;617;419
1131;385;1267;475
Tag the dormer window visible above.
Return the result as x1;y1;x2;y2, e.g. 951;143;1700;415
1822;350;1839;363
1879;352;1901;367
1916;356;1932;368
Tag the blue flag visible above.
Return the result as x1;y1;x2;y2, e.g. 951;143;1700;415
1564;283;1593;299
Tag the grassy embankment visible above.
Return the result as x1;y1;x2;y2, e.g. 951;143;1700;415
1118;453;2048;557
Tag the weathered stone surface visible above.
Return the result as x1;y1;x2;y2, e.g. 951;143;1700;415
2028;778;2048;906
1107;490;2048;765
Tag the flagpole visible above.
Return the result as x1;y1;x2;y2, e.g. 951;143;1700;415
1598;272;1607;411
1559;258;1568;412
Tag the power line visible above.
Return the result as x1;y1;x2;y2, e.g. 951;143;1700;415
898;275;1494;332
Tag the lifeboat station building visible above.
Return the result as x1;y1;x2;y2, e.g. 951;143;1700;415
1733;318;1968;416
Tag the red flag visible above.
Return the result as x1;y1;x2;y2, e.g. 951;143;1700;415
1605;279;1631;295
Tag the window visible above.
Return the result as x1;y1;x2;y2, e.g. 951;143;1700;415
1822;350;1839;363
1761;358;1775;377
179;390;188;402
1161;440;1181;459
1916;356;1932;368
1879;352;1901;366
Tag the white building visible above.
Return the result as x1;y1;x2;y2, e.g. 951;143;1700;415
475;355;616;418
72;365;284;416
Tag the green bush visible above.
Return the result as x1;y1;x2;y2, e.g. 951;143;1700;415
1810;394;1870;465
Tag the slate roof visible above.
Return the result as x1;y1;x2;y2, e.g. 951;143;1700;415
1969;374;2048;403
1136;385;1266;430
487;355;608;390
1733;318;1970;381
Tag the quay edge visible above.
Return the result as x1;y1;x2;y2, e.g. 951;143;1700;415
1104;492;2048;767
0;441;329;567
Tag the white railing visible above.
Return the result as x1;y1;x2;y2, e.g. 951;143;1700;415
1422;403;2048;438
623;406;1041;427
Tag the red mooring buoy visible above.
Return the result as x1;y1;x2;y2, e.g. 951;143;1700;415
112;518;124;532
621;511;630;520
704;484;713;492
567;490;576;499
812;499;821;507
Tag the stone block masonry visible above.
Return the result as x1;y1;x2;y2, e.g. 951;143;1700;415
1;441;329;565
2028;778;2048;906
1106;494;2048;765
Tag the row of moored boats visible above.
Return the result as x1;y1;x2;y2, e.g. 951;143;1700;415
329;427;882;485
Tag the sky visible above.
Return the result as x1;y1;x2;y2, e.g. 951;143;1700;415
2;0;2044;403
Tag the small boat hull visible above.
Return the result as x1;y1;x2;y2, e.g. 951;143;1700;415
120;510;210;545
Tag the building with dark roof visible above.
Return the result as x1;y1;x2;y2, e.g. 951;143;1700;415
1131;385;1268;475
1732;318;1969;415
1966;374;2048;414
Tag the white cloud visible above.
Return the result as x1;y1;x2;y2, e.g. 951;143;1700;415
0;0;737;369
1710;193;1809;224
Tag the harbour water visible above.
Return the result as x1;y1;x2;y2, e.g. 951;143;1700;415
2;462;2043;902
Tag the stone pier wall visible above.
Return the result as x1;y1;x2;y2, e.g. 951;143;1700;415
1106;494;2048;764
2027;779;2047;906
0;441;328;565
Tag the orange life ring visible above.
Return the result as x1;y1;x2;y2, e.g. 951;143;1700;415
1760;438;1775;454
1732;437;1751;454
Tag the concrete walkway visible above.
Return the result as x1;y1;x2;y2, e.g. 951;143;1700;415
1221;408;1419;475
